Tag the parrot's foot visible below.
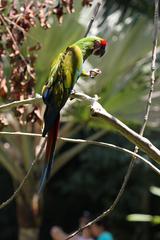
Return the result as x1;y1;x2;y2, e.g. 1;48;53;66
89;68;102;78
70;89;77;100
71;89;76;95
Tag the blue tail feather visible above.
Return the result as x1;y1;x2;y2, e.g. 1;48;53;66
38;164;48;194
38;114;60;194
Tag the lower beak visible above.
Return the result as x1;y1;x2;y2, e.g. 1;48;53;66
99;47;106;57
93;46;106;57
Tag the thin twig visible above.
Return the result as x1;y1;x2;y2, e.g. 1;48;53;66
0;131;159;175
0;131;42;137
66;1;160;239
3;15;26;35
136;0;159;139
98;1;160;233
123;0;160;218
1;92;160;162
119;0;160;217
71;92;160;163
0;138;46;209
66;160;134;240
66;0;159;240
0;95;42;112
84;1;102;37
59;138;160;175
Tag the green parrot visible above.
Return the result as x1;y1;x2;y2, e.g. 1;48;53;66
39;36;107;192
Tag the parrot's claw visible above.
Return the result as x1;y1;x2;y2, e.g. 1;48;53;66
89;68;102;78
71;89;76;94
70;89;76;100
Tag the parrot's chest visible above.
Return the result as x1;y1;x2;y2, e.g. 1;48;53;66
63;55;82;89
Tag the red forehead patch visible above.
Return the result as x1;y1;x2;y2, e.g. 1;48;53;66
101;39;107;46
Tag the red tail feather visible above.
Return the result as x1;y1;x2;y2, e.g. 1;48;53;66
45;119;59;162
39;114;60;193
45;114;60;179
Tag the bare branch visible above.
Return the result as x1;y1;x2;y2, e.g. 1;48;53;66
133;0;159;150
59;137;160;175
70;92;160;163
1;91;160;163
66;2;160;239
0;131;42;137
118;0;160;221
0;95;42;112
121;0;160;219
66;159;134;240
138;0;159;136
0;131;159;175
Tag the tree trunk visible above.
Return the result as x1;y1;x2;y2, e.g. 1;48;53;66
16;193;40;240
19;228;38;240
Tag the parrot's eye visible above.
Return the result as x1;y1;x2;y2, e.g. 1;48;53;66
94;41;101;50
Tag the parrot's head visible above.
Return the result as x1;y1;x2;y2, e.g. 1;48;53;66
92;37;107;57
74;36;108;60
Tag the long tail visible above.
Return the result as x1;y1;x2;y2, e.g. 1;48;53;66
38;114;60;193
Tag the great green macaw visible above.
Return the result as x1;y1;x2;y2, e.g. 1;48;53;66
39;36;107;192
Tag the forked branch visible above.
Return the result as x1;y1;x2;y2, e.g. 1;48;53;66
70;92;160;163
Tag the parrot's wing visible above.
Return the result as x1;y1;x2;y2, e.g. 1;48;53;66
42;45;83;136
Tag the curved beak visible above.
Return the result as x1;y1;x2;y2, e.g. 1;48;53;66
93;45;106;57
99;46;106;57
